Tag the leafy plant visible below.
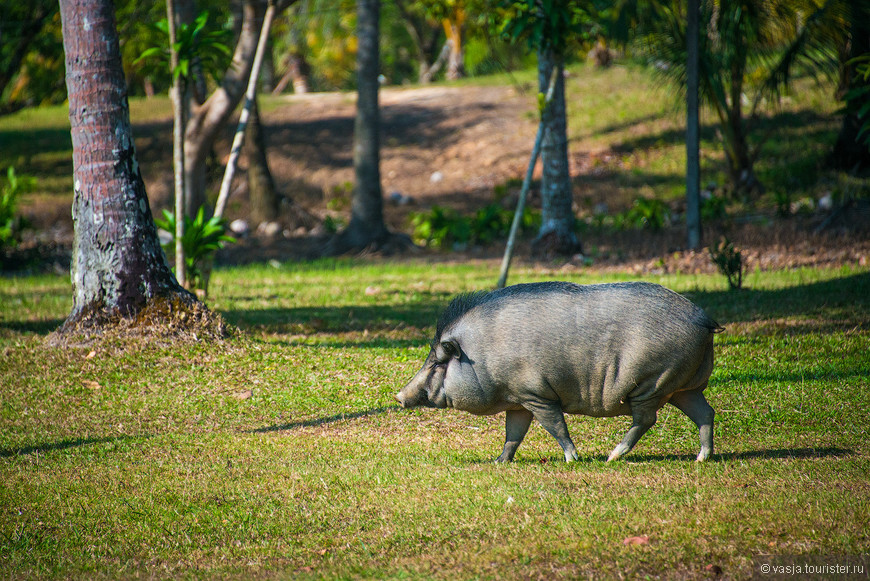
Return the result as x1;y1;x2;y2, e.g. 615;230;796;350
411;203;540;249
135;11;232;83
842;54;870;152
624;197;670;231
701;192;728;221
155;206;235;290
410;206;470;249
322;215;345;234
1;167;35;250
709;236;744;290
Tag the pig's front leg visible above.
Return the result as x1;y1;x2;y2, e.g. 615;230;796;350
496;409;534;463
523;400;579;462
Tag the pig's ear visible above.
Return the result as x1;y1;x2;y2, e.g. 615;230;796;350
435;339;461;362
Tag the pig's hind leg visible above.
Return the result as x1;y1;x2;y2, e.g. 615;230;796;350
668;386;714;462
496;409;534;463
607;399;659;462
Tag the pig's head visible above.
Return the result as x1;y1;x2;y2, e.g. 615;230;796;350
396;291;490;410
395;339;459;409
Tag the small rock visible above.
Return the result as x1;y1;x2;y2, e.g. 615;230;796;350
430;171;444;183
389;191;414;206
818;192;833;211
257;221;281;237
229;219;249;236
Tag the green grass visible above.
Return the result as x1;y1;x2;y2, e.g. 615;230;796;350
1;261;869;579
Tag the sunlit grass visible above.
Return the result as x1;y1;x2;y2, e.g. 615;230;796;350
1;260;868;578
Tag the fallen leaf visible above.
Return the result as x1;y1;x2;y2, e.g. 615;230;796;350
705;564;723;576
82;380;101;390
622;535;650;546
234;390;253;400
85;350;97;359
364;286;381;296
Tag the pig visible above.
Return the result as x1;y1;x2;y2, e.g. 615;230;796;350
396;281;723;462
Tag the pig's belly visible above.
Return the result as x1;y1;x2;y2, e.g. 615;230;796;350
550;373;636;418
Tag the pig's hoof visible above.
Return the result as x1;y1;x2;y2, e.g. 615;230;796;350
696;447;712;462
607;446;627;462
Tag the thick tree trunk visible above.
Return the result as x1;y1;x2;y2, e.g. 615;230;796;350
831;10;870;172
532;46;579;258
327;0;410;254
245;95;279;224
56;0;219;339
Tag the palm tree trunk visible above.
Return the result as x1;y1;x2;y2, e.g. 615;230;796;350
245;95;279;224
56;0;211;337
327;0;412;254
532;45;579;258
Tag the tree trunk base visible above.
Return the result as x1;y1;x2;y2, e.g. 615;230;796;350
323;227;416;257
531;229;582;260
48;291;229;346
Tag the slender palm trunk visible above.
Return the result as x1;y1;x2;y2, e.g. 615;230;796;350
245;96;280;224
533;45;579;257
327;0;414;254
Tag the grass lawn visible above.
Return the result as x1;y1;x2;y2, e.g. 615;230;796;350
1;260;869;579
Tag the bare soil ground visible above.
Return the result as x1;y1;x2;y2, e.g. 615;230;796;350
7;83;870;275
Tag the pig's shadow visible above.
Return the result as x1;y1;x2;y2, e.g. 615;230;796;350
485;446;853;465
250;406;399;433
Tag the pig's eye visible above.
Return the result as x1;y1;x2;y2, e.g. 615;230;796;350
440;341;457;358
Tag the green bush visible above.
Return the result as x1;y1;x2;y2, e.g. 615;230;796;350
623;197;671;231
410;206;471;249
1;167;35;250
701;193;728;221
154;206;236;289
708;236;744;290
410;203;540;249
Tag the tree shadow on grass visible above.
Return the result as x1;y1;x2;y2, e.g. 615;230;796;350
0;319;64;336
222;302;444;339
251;405;400;433
0;435;151;458
686;271;870;330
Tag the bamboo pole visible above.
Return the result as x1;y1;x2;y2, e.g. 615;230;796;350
496;66;559;289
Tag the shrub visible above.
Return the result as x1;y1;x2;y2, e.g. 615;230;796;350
410;206;470;249
155;206;236;289
410;203;540;249
624;197;670;231
708;236;743;290
1;167;35;250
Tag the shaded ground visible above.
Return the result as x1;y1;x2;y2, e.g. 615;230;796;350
5;82;870;275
